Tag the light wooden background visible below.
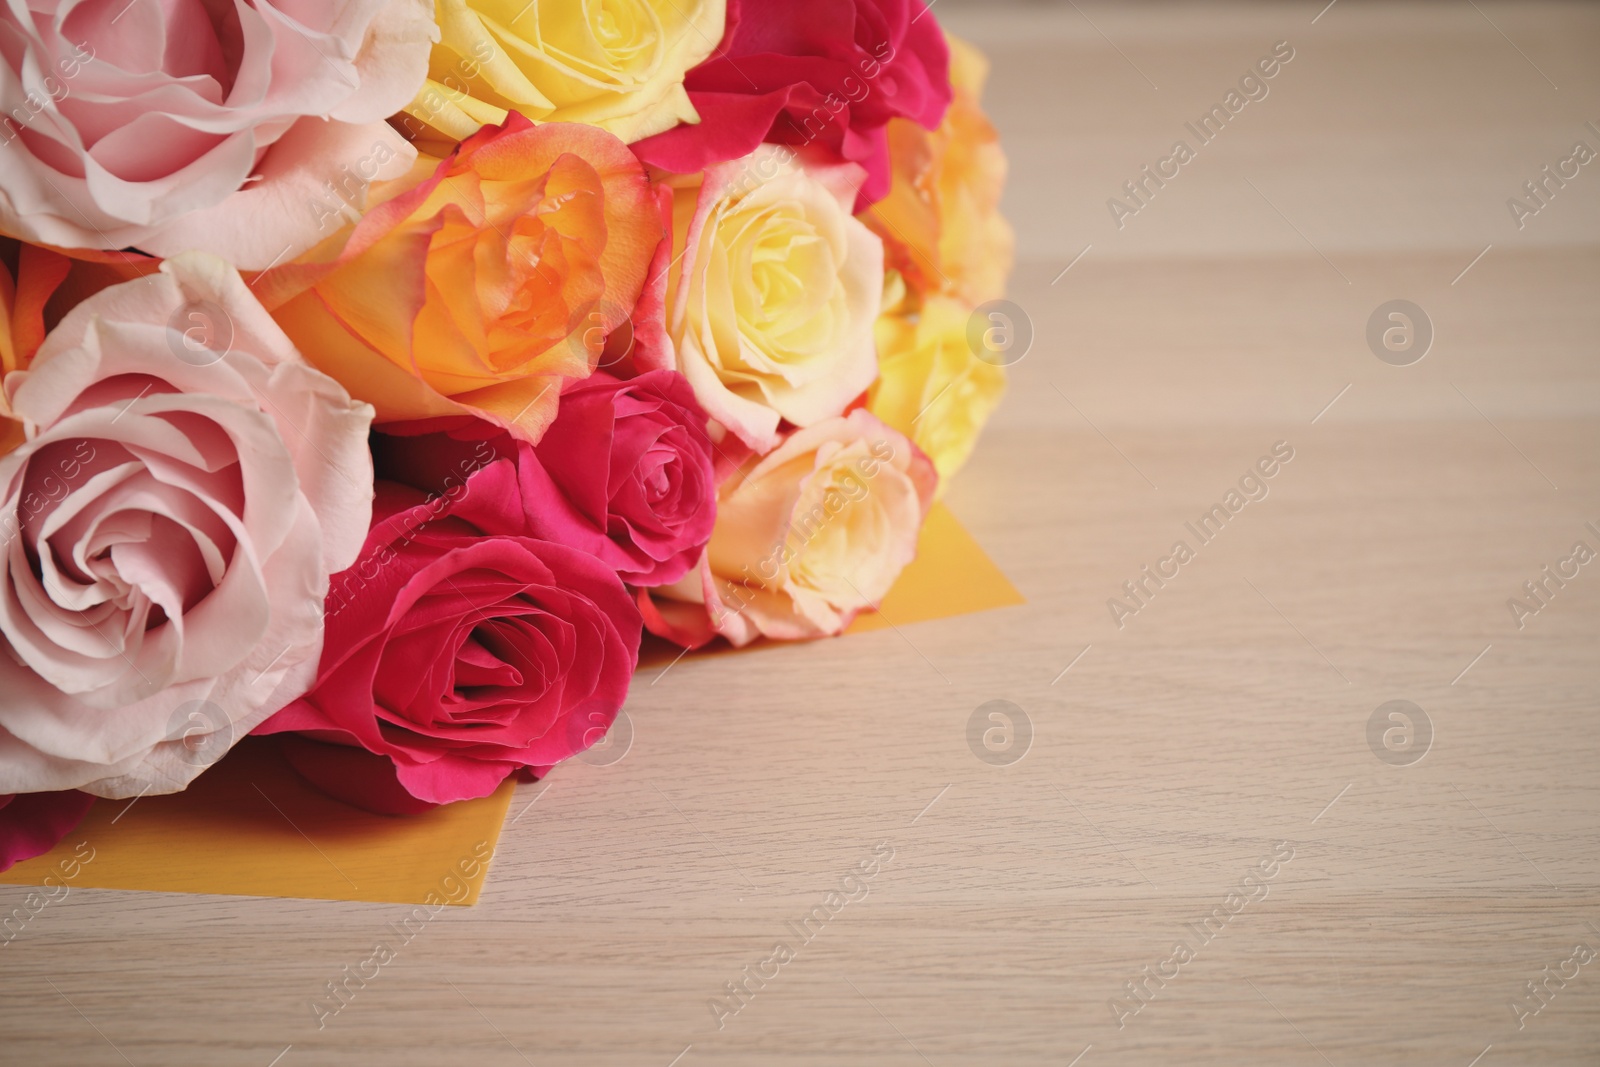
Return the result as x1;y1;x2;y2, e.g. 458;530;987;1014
4;2;1598;1064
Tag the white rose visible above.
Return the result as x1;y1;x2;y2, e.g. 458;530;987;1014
663;146;885;452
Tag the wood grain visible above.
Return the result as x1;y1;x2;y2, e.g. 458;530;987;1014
3;2;1599;1064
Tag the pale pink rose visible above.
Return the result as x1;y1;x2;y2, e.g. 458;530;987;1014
657;146;885;453
0;252;374;798
0;0;436;268
649;410;936;645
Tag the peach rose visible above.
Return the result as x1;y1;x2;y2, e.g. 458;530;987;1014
655;146;885;453
870;294;1005;487
0;0;436;269
648;410;935;645
256;115;661;443
402;0;726;148
862;34;1013;307
0;253;374;798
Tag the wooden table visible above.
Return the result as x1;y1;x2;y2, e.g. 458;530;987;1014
4;2;1598;1063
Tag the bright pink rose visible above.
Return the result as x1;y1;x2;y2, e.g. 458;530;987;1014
0;0;436;268
632;0;952;209
0;789;93;874
255;459;643;810
378;371;717;588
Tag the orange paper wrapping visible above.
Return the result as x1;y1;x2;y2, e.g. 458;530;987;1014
1;504;1020;904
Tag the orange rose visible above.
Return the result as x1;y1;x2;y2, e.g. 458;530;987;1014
0;246;53;397
0;242;156;454
256;114;662;442
862;34;1013;308
0;259;17;460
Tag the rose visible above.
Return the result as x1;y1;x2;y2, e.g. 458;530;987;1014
257;114;661;443
1;243;171;374
0;253;375;798
0;242;35;454
652;146;884;453
255;458;642;809
646;409;935;645
870;296;1005;486
400;0;726;147
0;0;436;269
2;243;87;406
632;0;952;210
864;34;1014;307
379;369;716;587
525;370;715;586
0;242;65;384
0;790;94;875
1;242;165;456
1;243;166;379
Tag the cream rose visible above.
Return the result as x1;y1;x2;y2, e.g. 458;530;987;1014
0;253;374;798
656;410;936;644
660;146;885;453
402;0;725;146
0;0;435;268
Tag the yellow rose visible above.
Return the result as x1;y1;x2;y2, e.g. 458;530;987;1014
401;0;726;148
869;294;1005;488
660;145;885;453
863;33;1014;307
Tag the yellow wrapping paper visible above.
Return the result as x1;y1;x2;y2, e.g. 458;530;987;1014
1;504;1020;904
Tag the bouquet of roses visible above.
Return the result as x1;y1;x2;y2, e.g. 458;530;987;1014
0;0;1012;869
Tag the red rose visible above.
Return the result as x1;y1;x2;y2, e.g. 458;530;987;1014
632;0;952;209
0;790;94;874
378;371;716;588
255;460;642;811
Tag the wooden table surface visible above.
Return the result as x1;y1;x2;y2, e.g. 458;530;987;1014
4;2;1599;1064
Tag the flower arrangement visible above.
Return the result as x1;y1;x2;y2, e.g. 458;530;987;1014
0;0;1012;869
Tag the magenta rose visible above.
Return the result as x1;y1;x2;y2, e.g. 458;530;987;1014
632;0;952;209
377;371;716;588
254;459;642;810
0;790;94;874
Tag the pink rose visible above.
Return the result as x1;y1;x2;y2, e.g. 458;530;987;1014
0;252;376;798
379;370;717;588
645;409;936;646
0;0;436;268
632;0;952;210
255;458;643;810
0;789;93;874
